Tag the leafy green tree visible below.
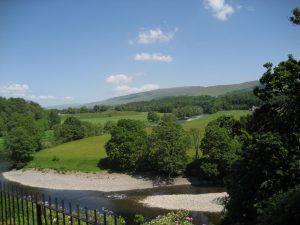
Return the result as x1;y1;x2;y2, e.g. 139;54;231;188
189;128;201;160
200;116;243;181
257;188;300;225
222;56;300;225
104;121;116;133
57;117;85;142
147;111;160;122
48;109;61;128
290;7;300;25
105;119;147;171
4;127;38;166
160;113;177;125
148;123;190;176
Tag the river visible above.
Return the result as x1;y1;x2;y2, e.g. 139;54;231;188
0;162;224;224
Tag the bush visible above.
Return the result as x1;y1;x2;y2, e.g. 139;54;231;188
143;211;194;225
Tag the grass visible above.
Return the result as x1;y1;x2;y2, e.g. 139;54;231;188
28;110;251;172
60;110;149;124
27;135;110;172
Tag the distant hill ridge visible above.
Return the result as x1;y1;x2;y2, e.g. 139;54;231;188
86;80;259;106
49;80;259;109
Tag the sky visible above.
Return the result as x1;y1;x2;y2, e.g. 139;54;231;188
0;0;300;107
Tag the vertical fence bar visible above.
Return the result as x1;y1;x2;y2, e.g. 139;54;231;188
114;215;117;225
42;194;48;225
93;210;97;225
103;211;107;225
31;195;35;225
76;205;80;225
49;196;53;225
36;193;42;225
0;181;4;225
16;187;20;225
55;198;59;225
85;207;88;225
61;200;66;225
7;184;11;225
4;184;8;225
12;185;16;225
68;202;73;225
26;194;29;225
21;189;24;225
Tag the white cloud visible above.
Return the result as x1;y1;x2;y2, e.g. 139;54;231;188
106;74;133;84
134;53;173;63
64;96;73;100
204;0;235;21
134;28;178;44
114;84;160;95
0;84;29;96
39;95;55;100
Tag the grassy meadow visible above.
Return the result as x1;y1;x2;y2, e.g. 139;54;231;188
27;110;251;172
27;135;110;172
60;110;149;124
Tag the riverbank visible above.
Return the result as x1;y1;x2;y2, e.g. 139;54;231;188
140;192;227;212
3;169;198;192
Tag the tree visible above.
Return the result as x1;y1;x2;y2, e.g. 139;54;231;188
57;117;85;142
160;113;177;125
290;7;300;25
222;56;300;225
48;109;61;128
105;119;147;171
104;121;116;133
200;116;243;181
147;111;160;122
4;127;38;166
189;128;201;160
148;123;191;176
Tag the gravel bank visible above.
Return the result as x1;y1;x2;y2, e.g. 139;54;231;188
140;192;227;212
3;169;197;192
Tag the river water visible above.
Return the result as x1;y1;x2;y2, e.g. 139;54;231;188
0;165;224;224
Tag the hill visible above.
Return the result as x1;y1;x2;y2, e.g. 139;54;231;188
86;80;259;106
49;81;259;109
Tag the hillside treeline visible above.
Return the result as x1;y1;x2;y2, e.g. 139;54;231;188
115;92;262;115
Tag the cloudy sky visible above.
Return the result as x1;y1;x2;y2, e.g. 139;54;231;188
0;0;300;106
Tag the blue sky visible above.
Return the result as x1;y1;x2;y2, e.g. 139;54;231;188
0;0;299;106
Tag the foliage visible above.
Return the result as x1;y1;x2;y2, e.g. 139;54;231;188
4;127;39;167
222;56;300;225
116;92;262;114
173;106;203;119
198;116;243;181
147;111;160;122
104;121;117;133
160;113;177;125
290;7;300;25
257;187;300;225
105;119;147;171
143;211;194;225
81;121;103;137
134;214;145;225
189;128;201;159
48;109;61;128
56;117;85;142
148;122;191;176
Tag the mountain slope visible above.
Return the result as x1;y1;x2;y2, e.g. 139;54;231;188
86;80;259;106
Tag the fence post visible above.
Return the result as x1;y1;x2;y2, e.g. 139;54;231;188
36;193;43;225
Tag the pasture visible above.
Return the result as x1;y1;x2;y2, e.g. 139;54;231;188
60;110;149;124
28;110;251;172
27;135;110;172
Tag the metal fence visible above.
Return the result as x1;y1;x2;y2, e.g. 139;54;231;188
0;181;125;225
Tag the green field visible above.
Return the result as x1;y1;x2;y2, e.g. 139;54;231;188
60;110;149;124
183;110;250;137
29;110;250;172
27;135;110;172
